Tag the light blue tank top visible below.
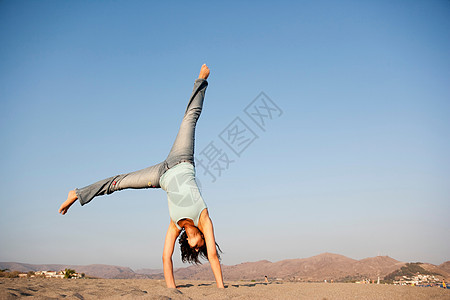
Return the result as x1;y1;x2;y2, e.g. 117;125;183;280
159;162;207;230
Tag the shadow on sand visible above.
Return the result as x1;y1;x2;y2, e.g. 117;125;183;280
228;282;280;288
177;284;194;288
178;282;282;289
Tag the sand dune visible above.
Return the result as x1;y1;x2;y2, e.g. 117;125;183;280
1;278;449;299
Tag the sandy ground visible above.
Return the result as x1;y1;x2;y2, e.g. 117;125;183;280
1;278;449;300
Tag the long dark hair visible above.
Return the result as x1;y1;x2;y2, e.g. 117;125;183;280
178;229;222;265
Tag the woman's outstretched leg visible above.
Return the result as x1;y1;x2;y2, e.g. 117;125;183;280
165;64;210;168
59;161;168;215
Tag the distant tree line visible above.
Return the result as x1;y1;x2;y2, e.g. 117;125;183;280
64;268;76;278
0;269;19;278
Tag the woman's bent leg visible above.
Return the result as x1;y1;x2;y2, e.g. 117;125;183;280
76;161;168;206
165;78;208;168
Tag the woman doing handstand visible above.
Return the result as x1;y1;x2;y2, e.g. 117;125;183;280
58;64;224;288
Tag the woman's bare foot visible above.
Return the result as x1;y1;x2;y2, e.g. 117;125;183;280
59;190;78;215
198;64;210;80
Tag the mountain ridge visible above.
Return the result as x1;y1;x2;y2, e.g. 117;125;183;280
2;253;448;281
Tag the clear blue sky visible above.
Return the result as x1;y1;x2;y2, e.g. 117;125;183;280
1;0;449;270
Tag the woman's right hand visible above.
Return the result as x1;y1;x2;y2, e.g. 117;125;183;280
163;221;181;288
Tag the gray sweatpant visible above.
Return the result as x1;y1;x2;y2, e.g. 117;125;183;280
75;78;208;206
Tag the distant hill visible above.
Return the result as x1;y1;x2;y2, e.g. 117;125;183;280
384;262;449;282
151;253;449;282
2;253;448;281
134;268;163;275
439;261;450;274
421;263;450;278
168;253;410;282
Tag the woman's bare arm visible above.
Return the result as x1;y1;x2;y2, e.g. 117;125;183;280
162;221;181;288
200;211;224;288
